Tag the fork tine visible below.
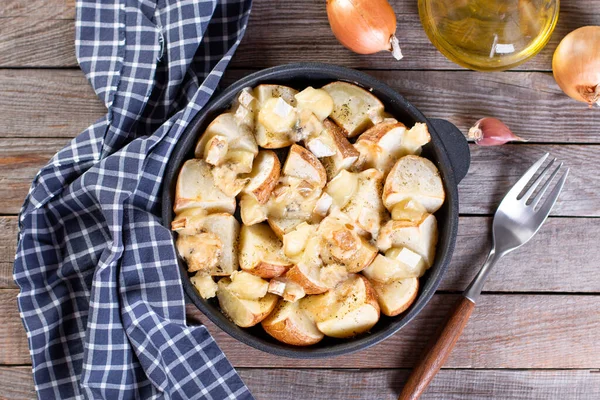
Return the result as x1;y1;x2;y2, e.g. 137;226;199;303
503;153;549;202
535;168;569;220
521;158;556;202
530;162;563;208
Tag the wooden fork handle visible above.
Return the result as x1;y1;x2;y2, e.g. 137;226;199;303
398;296;476;400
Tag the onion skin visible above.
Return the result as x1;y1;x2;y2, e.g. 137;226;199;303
552;26;600;106
326;0;402;60
468;118;526;146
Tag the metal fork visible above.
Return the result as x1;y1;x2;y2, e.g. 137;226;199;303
399;153;569;400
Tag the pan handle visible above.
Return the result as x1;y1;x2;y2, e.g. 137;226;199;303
429;119;470;184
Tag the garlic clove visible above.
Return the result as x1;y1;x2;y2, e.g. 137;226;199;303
467;117;527;146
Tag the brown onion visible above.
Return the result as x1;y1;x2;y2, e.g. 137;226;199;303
552;26;600;107
326;0;402;60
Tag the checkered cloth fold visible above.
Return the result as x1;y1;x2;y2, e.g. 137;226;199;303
13;0;254;398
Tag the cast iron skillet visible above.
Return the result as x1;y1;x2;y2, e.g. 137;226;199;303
161;63;470;358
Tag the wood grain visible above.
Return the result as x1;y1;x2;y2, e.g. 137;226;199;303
2;216;599;292
0;290;31;365
0;218;19;289
0;70;104;139
1;290;599;367
1;139;596;215
1;0;598;70
399;296;475;400
5;69;598;144
1;366;599;400
238;368;600;400
0;0;75;18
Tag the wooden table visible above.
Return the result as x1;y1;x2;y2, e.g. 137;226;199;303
1;0;599;398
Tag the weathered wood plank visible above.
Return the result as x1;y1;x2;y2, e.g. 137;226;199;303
2;216;598;292
2;366;599;400
0;0;75;18
3;69;599;143
0;0;597;70
0;218;19;289
0;139;70;215
238;368;600;400
0;17;76;67
2;290;599;367
443;217;600;293
459;144;600;216
1;139;596;216
0;70;104;139
0;290;31;365
0;367;35;399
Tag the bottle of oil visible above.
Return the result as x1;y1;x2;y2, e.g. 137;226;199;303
418;0;559;71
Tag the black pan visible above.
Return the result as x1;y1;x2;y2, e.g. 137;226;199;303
161;63;470;358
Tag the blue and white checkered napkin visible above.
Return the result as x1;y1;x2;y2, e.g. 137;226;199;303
13;0;254;398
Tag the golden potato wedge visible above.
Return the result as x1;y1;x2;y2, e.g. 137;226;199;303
217;278;278;327
282;222;315;259
282;144;327;189
320;119;360;180
295;87;334;120
194;113;258;157
267;217;305;239
322;82;385;137
325;169;359;209
262;300;324;346
302;274;380;338
341;168;385;238
383;155;445;213
203;136;229;166
377;214;438;267
239;224;293;278
254;85;299;149
242;150;281;204
267;277;306;303
190;273;218;299
354;122;406;174
391;199;428;222
173;159;236;214
175;213;240;276
227;270;269;300
370;277;419;317
286;263;329;295
362;247;427;283
239;194;268;226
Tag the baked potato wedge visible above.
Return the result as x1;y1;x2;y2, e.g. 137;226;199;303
194;113;258;157
302;274;380;338
173;159;236;214
227;270;269;300
262;299;324;346
239;194;268;226
377;213;438;268
242;150;281;204
325;169;359;209
319;119;360;180
239;224;293;278
362;247;427;283
322;82;385;137
190;273;218;299
267;277;306;302
254;85;299;148
295;86;334;121
282;144;327;189
267;217;305;239
341;168;386;238
383;155;445;213
175;213;240;276
370;277;419;317
217;278;278;327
